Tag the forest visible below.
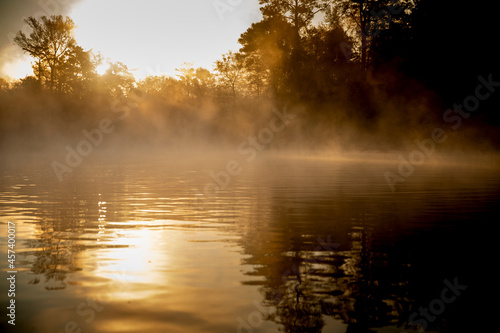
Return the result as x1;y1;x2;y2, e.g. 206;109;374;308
1;0;498;154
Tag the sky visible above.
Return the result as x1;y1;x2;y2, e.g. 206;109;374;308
0;0;262;79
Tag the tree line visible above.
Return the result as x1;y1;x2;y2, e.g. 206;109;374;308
3;0;496;103
2;0;414;100
1;0;499;151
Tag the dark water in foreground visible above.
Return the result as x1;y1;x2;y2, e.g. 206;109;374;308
0;151;498;333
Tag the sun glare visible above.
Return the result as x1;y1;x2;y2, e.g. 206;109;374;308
0;46;33;80
96;63;110;75
68;0;260;78
0;0;261;80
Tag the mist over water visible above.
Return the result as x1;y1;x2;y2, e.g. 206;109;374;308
2;47;500;331
1;149;498;332
2;0;500;332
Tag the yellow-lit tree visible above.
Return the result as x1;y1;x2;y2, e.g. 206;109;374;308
214;51;243;97
14;15;96;93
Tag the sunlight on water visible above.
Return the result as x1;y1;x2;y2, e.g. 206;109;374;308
0;153;498;332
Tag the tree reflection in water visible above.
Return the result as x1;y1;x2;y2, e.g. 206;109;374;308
25;231;80;290
3;157;493;332
242;226;418;332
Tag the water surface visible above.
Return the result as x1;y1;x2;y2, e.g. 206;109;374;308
1;151;498;332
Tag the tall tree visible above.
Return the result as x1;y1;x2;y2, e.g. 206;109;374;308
100;61;135;97
193;67;215;98
259;0;329;94
176;62;196;98
238;15;295;99
0;78;9;91
259;0;329;45
14;15;81;90
59;46;98;96
328;0;412;69
243;52;269;98
175;63;215;99
214;51;243;97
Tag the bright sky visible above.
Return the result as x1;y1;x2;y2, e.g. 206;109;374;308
1;0;262;79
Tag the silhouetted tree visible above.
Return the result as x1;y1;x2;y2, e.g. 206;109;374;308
326;0;414;69
176;62;197;98
14;15;85;91
0;77;10;91
193;67;215;98
138;75;183;100
214;51;243;97
242;52;270;98
59;46;99;96
175;63;216;100
259;0;329;47
239;15;295;99
99;61;135;97
16;76;41;92
257;0;331;100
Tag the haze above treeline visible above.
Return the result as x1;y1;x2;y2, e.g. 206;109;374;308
1;0;498;154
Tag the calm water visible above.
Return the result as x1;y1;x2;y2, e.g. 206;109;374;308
1;151;498;333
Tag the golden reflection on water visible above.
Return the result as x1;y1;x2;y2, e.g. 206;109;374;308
0;154;499;332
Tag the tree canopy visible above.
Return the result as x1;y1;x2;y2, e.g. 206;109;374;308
3;0;499;138
14;15;92;92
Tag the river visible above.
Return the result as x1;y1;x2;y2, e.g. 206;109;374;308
1;150;498;332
